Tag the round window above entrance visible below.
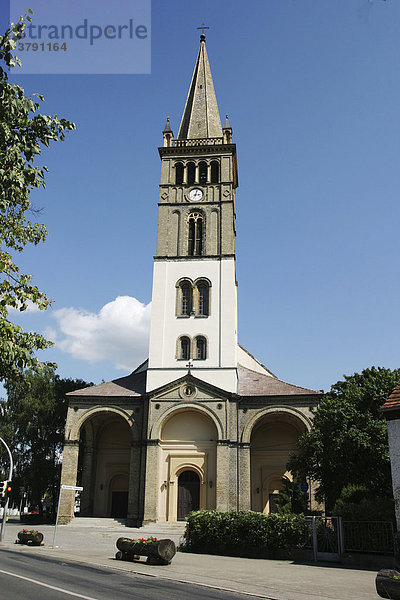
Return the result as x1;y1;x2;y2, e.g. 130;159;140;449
179;383;197;399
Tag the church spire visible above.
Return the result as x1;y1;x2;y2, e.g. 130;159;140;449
177;34;222;140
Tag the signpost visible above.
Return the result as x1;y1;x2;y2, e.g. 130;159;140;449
52;484;83;547
0;437;13;542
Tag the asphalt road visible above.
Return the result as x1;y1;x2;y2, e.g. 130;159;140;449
0;549;261;600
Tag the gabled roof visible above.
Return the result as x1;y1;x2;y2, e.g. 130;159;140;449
66;370;146;398
237;365;321;398
66;345;321;401
382;384;400;413
177;37;222;140
67;364;320;401
148;372;232;400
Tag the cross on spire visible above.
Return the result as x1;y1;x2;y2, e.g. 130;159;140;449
197;23;209;41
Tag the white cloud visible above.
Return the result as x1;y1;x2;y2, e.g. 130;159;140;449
9;299;43;313
50;296;151;371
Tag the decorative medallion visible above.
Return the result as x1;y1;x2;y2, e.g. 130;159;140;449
179;383;198;399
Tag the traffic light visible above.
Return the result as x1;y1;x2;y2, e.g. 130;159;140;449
1;481;11;498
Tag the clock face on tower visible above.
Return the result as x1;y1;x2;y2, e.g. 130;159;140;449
188;188;203;202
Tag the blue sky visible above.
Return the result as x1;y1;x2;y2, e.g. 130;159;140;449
1;0;399;395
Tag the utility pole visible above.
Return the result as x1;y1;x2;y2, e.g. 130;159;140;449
0;437;13;542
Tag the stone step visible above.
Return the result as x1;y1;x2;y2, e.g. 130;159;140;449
65;517;186;534
66;517;128;528
140;522;186;532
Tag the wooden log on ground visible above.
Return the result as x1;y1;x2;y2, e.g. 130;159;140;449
376;569;400;599
17;530;44;546
116;538;176;565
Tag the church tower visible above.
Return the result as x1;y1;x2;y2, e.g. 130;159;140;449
59;32;321;527
147;33;239;393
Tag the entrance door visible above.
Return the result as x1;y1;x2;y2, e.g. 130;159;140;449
177;470;200;521
111;491;128;518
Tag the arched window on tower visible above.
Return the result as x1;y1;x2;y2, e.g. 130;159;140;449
187;162;195;185
196;281;209;316
181;282;191;315
195;336;207;360
176;279;193;316
179;336;190;360
199;161;207;185
188;212;203;256
210;161;219;183
175;162;184;185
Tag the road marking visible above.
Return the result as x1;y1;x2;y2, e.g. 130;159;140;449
0;569;101;600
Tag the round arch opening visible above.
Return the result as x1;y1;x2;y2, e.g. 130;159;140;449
177;470;200;520
159;408;217;521
77;412;131;518
250;412;307;514
161;409;217;442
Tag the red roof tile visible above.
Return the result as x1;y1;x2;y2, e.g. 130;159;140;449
382;384;400;411
66;370;146;398
237;365;322;397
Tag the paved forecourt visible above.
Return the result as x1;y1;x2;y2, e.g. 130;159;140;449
0;520;382;600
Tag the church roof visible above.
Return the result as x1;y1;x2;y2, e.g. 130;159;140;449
382;384;400;413
67;369;146;398
237;365;322;398
66;363;320;400
177;36;222;140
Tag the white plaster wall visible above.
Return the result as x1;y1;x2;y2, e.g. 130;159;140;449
147;258;238;392
237;345;274;377
387;419;400;528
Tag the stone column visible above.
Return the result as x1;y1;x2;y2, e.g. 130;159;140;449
207;163;211;183
59;440;80;524
238;443;251;511
195;164;199;184
216;442;230;512
142;441;159;524
127;442;142;526
79;444;94;516
183;164;188;184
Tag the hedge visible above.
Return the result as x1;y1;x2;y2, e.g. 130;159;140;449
183;510;309;557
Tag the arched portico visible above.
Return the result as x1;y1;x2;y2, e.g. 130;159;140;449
248;409;309;513
59;407;140;524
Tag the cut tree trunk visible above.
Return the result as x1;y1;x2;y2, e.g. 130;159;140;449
17;531;44;546
376;569;400;599
116;538;176;565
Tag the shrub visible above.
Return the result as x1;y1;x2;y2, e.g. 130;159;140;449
274;477;308;515
183;510;308;557
332;484;395;522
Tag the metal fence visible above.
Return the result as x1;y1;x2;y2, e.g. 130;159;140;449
342;521;395;554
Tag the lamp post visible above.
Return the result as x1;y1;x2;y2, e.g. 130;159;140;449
0;437;13;542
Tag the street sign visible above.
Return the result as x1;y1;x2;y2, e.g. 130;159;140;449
53;484;84;547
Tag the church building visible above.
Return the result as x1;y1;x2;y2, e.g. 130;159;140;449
59;34;321;525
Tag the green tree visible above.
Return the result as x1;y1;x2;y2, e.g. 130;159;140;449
332;484;395;522
0;13;75;384
288;367;400;513
0;367;92;515
274;477;308;515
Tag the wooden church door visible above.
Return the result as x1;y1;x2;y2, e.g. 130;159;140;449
177;470;200;520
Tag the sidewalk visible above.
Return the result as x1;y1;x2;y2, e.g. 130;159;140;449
0;520;382;600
